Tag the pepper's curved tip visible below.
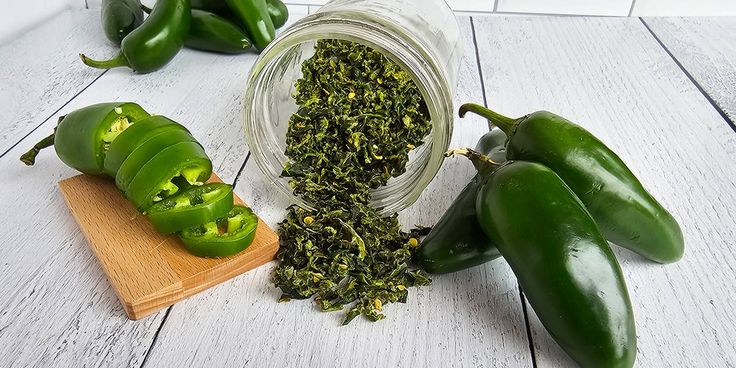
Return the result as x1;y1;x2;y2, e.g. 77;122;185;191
458;104;471;118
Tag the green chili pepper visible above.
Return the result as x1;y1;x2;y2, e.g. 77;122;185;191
146;182;234;234
450;148;636;368
191;0;287;30
101;0;145;45
123;141;212;210
104;115;190;177
191;0;229;14
20;102;150;175
81;0;192;73
179;205;258;257
186;9;254;53
460;103;684;264
140;5;253;54
266;0;288;29
115;129;199;192
225;0;275;51
415;129;507;274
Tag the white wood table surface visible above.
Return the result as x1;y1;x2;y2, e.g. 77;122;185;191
1;9;734;368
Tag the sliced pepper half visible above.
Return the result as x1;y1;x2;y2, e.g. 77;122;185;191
104;115;189;177
124;141;212;211
179;205;258;258
146;183;234;234
115;129;198;192
20;102;150;175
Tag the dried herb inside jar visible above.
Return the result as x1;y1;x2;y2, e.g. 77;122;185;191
272;39;432;325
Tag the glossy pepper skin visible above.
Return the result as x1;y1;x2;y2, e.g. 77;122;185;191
104;115;189;177
123;141;212;210
101;0;145;45
452;149;636;368
185;9;253;53
191;0;288;30
20;102;150;174
180;205;258;257
146;182;234;234
81;0;191;73
460;103;684;264
225;0;275;51
266;0;289;29
115;128;198;192
415;129;507;274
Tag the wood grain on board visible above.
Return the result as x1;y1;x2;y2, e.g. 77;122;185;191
474;16;736;367
59;174;278;320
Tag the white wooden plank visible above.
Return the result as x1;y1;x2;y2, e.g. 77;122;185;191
0;11;115;154
496;0;633;16
633;0;736;16
474;16;736;367
0;9;271;366
141;17;532;368
644;17;736;122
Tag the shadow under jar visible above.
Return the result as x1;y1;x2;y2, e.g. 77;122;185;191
243;0;463;215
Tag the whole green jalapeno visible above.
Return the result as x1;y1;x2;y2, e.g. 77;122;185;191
415;129;507;274
449;148;637;368
101;0;145;45
20;102;150;175
225;0;275;51
141;6;254;54
184;9;254;53
460;103;684;264
81;0;192;73
266;0;289;29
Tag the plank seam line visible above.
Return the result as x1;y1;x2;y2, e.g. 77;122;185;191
492;0;499;12
469;17;493;130
627;0;636;17
138;152;251;367
519;285;538;368
139;307;172;368
232;151;252;187
0;69;109;160
639;18;736;133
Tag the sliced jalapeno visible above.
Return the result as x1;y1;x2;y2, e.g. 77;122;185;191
104;115;189;177
146;183;234;234
179;205;258;258
124;141;212;210
115;129;198;192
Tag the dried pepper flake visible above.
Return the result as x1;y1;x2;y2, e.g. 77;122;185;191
272;39;432;324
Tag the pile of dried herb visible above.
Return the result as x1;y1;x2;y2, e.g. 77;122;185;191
272;39;432;324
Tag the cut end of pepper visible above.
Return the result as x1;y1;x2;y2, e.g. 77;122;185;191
153;181;180;202
181;166;207;186
102;117;133;150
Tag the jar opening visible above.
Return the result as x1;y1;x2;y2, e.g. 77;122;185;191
244;12;456;215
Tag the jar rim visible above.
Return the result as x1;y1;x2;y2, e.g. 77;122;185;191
244;12;455;215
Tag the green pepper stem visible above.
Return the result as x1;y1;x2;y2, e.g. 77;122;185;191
79;53;129;70
459;103;519;135
445;148;501;176
20;132;56;166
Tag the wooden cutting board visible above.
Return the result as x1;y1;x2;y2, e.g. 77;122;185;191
59;173;279;320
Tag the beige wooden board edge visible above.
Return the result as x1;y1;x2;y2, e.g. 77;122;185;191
58;173;279;320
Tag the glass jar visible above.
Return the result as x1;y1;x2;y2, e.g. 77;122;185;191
243;0;463;215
